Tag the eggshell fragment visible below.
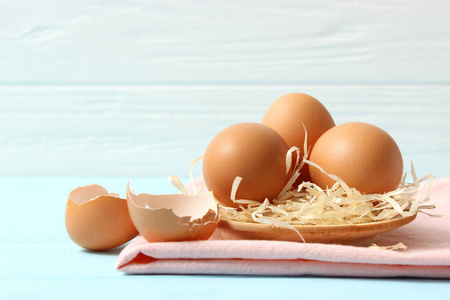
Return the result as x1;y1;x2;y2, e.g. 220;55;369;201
126;182;219;243
65;184;139;251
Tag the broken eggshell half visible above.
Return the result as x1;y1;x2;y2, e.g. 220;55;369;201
126;182;219;243
65;184;139;251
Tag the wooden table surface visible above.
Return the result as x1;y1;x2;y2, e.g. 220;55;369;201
1;176;449;299
1;1;450;298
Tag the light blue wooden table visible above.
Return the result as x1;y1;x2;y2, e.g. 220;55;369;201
2;1;450;298
1;176;449;300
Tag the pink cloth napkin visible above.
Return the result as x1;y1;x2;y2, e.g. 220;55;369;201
117;177;450;278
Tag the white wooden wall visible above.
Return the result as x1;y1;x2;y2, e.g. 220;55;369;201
1;1;449;178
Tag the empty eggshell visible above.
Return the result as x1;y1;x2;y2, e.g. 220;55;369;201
65;184;139;251
126;182;219;243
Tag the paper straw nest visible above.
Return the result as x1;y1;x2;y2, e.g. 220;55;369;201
172;132;436;230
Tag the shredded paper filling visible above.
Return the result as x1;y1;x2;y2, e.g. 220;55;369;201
219;147;435;227
169;128;437;247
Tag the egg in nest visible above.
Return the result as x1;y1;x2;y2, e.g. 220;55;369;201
309;122;404;194
202;122;290;208
262;93;335;182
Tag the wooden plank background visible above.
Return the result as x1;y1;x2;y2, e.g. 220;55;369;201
0;1;449;178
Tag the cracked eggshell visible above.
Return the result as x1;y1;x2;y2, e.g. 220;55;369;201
126;182;219;243
65;184;139;251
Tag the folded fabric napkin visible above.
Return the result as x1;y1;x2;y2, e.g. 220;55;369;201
117;177;450;278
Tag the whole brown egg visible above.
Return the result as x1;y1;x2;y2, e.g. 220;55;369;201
309;122;404;194
202;122;290;208
262;93;335;182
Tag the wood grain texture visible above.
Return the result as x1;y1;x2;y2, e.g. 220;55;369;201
0;0;449;85
1;85;449;177
218;215;417;245
2;177;450;299
1;1;449;177
1;2;450;297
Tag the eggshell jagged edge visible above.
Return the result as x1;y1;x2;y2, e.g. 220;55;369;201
126;182;219;243
65;184;139;251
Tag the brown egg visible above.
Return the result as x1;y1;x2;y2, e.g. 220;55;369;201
65;184;139;251
203;122;290;208
309;122;404;194
262;93;335;182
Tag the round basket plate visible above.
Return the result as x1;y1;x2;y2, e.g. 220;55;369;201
218;214;416;245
